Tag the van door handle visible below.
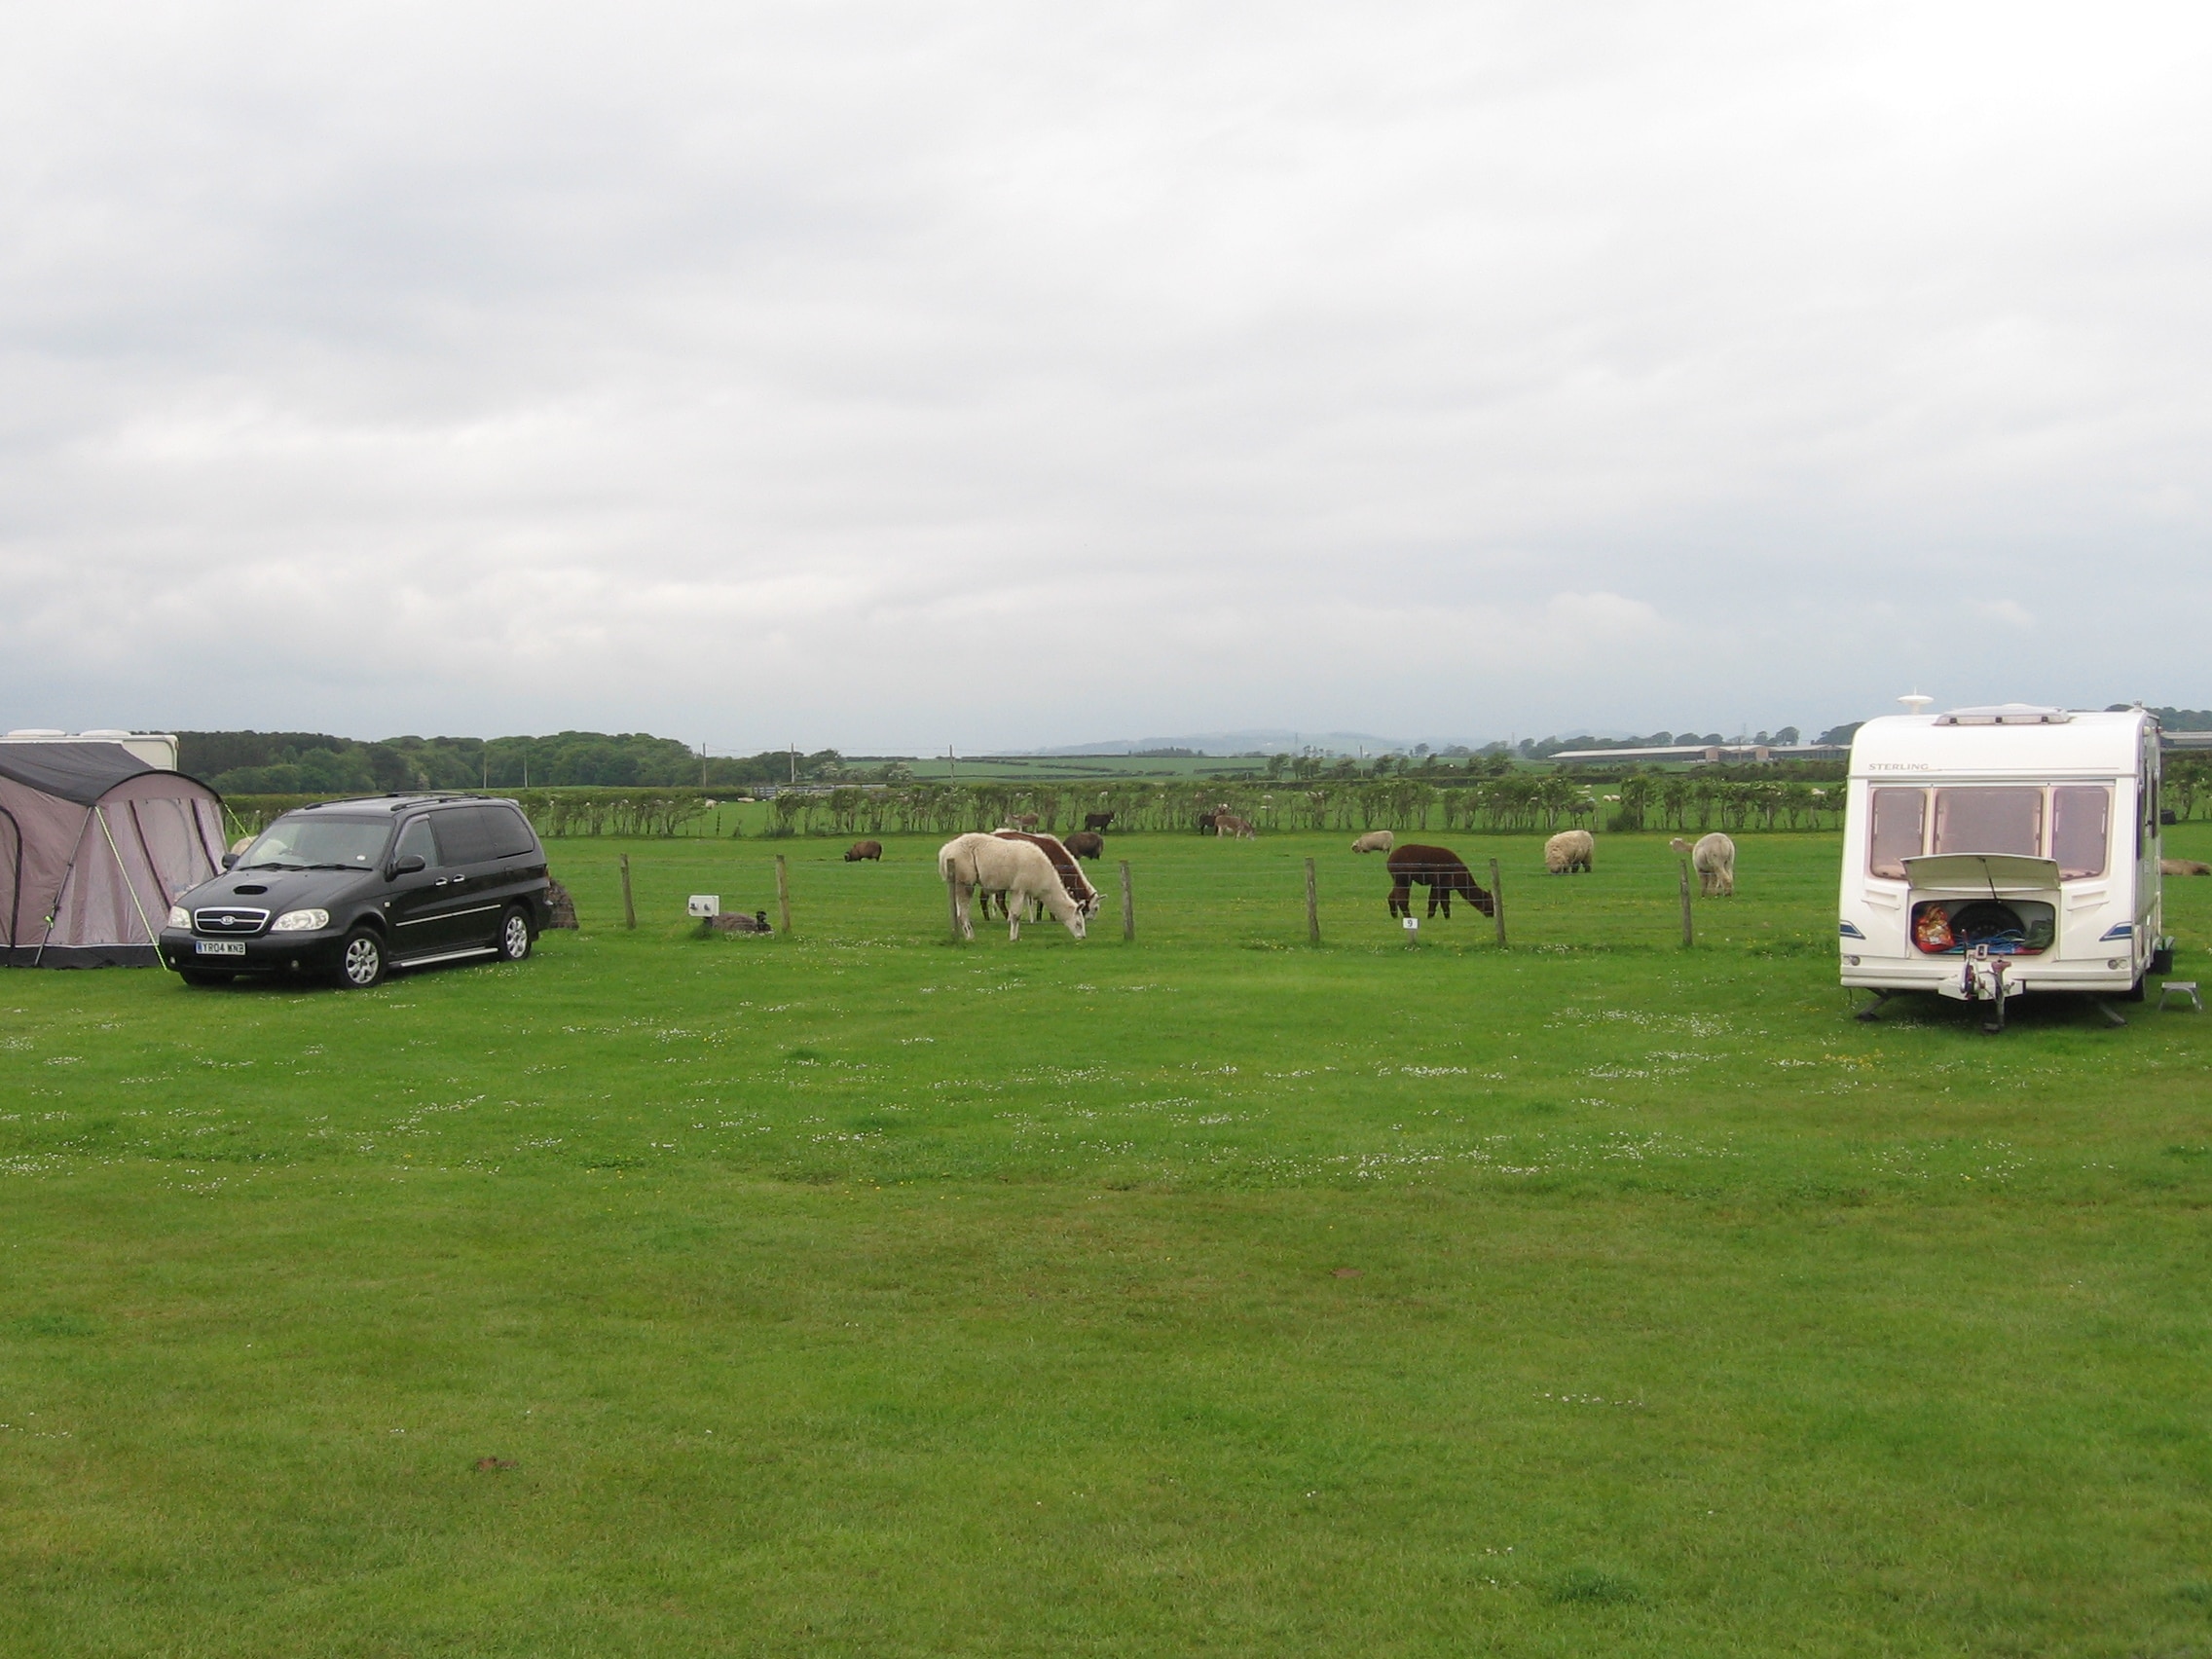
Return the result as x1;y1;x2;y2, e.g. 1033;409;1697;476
434;877;450;887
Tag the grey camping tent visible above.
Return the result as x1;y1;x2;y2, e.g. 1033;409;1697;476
0;741;227;967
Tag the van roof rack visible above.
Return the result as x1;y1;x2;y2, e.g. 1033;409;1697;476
1935;705;2073;725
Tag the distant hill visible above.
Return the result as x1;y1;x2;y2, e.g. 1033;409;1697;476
1023;730;1422;757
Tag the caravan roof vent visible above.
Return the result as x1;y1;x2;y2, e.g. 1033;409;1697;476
1935;705;2073;726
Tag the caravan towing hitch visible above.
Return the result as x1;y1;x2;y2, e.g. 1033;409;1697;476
1965;949;2009;1036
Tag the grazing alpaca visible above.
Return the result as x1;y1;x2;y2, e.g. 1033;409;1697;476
1213;812;1257;839
1351;830;1394;854
1002;813;1040;830
1543;830;1594;874
940;833;1087;940
1384;844;1495;921
1671;833;1736;897
2163;858;2212;877
993;829;1100;916
1064;830;1105;860
844;839;883;862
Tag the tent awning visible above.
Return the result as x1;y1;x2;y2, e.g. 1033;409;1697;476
0;742;166;805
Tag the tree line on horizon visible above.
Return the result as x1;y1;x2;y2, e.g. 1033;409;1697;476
176;709;2212;797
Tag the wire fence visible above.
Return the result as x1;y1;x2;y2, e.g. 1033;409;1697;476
544;832;1815;957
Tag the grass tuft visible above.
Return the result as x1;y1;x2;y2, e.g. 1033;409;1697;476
1545;1567;1647;1606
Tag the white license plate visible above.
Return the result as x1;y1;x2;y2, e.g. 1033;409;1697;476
195;940;247;957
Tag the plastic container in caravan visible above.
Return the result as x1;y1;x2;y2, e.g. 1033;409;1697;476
1839;706;2165;1019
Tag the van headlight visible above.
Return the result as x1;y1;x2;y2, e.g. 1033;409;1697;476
167;906;190;929
272;909;330;933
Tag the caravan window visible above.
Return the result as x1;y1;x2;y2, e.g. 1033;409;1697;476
1933;788;2043;858
1867;788;1926;878
2050;786;2111;879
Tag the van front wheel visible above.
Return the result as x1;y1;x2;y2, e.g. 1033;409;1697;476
335;930;387;989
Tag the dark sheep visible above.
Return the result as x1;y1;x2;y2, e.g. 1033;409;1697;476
1384;844;1495;921
1084;812;1116;833
845;839;883;862
1064;831;1105;860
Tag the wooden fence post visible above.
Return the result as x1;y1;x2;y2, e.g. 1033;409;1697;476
1678;860;1695;948
1489;858;1506;948
1120;860;1135;942
946;874;964;941
1305;857;1320;945
619;854;637;931
775;855;793;936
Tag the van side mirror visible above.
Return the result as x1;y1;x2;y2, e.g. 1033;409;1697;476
388;854;427;878
220;851;239;870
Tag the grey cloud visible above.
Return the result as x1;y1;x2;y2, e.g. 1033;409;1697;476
3;0;2209;749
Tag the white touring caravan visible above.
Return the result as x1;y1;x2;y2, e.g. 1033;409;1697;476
1839;705;2165;1030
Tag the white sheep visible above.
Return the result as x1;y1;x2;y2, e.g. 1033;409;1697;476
1351;830;1394;854
1670;832;1736;897
1543;830;1594;874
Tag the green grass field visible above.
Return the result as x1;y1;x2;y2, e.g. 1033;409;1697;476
6;829;2212;1657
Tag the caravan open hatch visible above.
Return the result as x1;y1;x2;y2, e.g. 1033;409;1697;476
1900;853;2063;894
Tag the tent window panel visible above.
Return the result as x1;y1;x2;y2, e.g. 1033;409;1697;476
2051;786;2111;879
1868;788;1926;878
1933;788;2042;858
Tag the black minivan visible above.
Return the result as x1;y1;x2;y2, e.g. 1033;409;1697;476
159;795;554;989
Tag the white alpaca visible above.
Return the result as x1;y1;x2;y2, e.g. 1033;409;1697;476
1670;832;1736;897
1543;830;1594;874
1351;830;1394;854
940;833;1088;940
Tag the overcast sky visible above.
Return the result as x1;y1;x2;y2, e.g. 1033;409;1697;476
4;1;2208;753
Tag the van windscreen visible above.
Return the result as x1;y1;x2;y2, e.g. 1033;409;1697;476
240;816;391;869
1933;788;2043;859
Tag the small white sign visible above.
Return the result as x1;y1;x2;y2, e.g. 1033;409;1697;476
1402;915;1419;933
687;894;720;918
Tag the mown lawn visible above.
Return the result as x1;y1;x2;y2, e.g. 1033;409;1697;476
4;829;2211;1657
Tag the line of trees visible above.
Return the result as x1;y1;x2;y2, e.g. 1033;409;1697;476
179;730;893;794
219;774;1845;839
211;755;2212;841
